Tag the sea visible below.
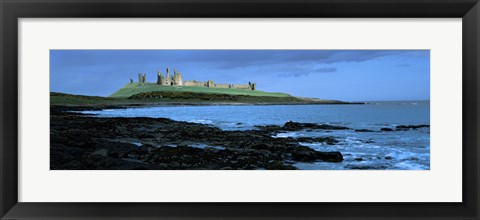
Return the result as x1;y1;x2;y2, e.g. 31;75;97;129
79;101;430;170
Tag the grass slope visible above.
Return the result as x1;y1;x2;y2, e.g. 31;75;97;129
51;92;119;105
51;91;349;106
128;91;313;103
110;83;291;98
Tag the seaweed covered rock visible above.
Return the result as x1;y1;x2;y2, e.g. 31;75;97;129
283;121;350;131
50;106;345;170
396;124;430;131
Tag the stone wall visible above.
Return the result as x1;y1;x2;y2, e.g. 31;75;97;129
215;84;230;88
184;80;207;87
231;84;252;90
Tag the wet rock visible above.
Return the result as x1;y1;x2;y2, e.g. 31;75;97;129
345;165;376;170
283;121;349;131
315;151;343;162
254;125;283;132
291;146;343;163
291;150;318;162
396;124;430;131
50;106;345;170
90;149;108;157
381;128;394;132
283;121;318;131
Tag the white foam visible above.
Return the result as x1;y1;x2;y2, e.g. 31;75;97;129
394;161;429;170
187;119;213;124
272;132;301;138
131;142;142;147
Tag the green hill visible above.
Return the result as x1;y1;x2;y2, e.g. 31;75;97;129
110;83;291;98
51;83;356;106
51;91;349;106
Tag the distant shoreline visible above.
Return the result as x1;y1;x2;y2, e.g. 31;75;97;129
53;102;366;111
50;92;365;109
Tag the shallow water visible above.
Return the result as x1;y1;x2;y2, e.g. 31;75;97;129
80;101;430;170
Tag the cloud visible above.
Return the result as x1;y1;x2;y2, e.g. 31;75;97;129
277;67;337;77
314;67;337;73
51;50;429;71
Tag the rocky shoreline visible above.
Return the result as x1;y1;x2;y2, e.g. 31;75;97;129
51;105;429;170
51;106;346;170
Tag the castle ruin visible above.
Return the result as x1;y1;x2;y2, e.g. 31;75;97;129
134;67;256;90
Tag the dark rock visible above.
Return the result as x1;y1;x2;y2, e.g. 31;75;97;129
254;125;282;132
50;106;344;170
345;165;377;170
283;121;349;131
291;150;318;162
381;128;394;132
251;143;271;150
315;151;343;162
90;149;108;157
396;124;430;131
355;129;375;132
354;158;363;161
315;124;350;130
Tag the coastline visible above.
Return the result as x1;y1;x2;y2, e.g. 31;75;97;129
50;105;345;170
50;92;365;109
53;101;365;110
51;103;430;170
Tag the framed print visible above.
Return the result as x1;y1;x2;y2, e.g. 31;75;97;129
1;0;479;219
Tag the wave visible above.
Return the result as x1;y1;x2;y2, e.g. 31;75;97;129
272;132;303;138
187;119;214;124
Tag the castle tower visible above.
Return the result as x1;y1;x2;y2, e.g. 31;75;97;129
156;71;164;85
138;73;146;85
207;80;215;87
173;69;183;86
164;67;172;85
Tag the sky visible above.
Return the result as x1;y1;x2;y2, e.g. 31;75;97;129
50;50;430;101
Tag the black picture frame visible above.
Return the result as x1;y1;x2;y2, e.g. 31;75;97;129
1;0;479;219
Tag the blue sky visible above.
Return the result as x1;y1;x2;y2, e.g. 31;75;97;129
50;50;430;101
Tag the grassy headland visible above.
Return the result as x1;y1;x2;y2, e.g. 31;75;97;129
111;83;290;98
51;83;359;106
50;83;361;170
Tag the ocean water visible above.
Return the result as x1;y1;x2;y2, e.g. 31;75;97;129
80;101;430;170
